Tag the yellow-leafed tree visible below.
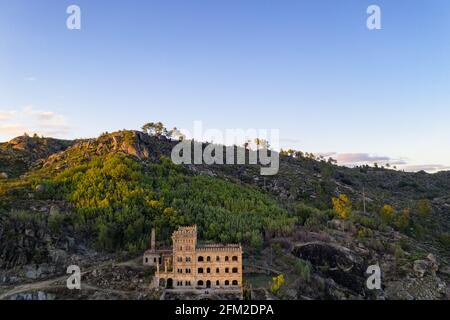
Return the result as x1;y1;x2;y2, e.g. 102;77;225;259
332;194;352;220
380;204;395;224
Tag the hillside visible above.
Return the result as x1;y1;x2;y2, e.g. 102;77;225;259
0;129;449;300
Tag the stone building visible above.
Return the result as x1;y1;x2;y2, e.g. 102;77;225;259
145;225;243;292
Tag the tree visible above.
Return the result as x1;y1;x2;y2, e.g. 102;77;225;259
168;127;185;141
332;194;352;220
416;199;432;218
380;204;395;224
254;138;270;149
141;122;168;137
295;151;305;159
395;208;410;230
270;274;285;296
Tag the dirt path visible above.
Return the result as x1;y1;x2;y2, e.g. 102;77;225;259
0;258;141;300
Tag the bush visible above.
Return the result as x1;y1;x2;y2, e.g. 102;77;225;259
294;259;311;283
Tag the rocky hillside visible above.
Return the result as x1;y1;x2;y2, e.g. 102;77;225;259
0;129;449;300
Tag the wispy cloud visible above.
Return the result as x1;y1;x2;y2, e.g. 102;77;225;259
319;152;405;166
401;164;450;173
0;111;16;121
0;105;71;141
24;76;37;81
318;151;448;173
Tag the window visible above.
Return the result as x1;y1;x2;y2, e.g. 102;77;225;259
216;256;220;262
198;256;204;262
225;280;230;286
198;280;204;287
232;267;238;273
216;268;220;273
177;257;182;262
185;281;191;286
232;280;238;286
225;256;229;262
153;258;157;263
179;246;182;250
198;268;204;273
177;268;183;273
145;258;148;263
232;256;238;262
186;268;191;273
207;256;211;262
216;280;220;286
207;268;211;274
225;268;229;273
186;257;191;262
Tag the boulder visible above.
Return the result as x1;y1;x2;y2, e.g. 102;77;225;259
292;242;367;294
413;260;429;278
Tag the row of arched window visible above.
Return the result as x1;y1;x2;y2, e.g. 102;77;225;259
197;256;238;262
173;279;240;287
197;280;239;286
197;267;238;274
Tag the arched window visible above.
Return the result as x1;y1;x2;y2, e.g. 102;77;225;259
198;268;204;273
216;256;220;262
216;280;220;286
225;280;230;286
232;280;238;286
198;280;204;287
232;267;238;273
207;256;211;262
232;256;238;262
216;268;220;273
225;256;229;262
198;256;204;262
206;268;211;273
225;268;229;273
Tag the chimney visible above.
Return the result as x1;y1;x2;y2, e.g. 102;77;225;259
151;228;156;251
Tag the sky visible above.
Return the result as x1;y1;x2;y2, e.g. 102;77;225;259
1;0;449;172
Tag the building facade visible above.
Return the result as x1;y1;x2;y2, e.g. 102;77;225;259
146;226;243;291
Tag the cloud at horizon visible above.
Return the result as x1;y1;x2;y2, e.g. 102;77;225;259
0;106;71;140
317;152;448;173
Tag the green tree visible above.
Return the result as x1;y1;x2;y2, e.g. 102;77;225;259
416;199;432;218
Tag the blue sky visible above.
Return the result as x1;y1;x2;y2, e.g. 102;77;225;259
1;0;449;171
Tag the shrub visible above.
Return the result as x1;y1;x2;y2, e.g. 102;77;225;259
294;259;311;283
270;274;285;296
332;194;352;220
379;204;395;224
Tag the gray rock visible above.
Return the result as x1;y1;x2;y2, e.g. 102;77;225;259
25;266;40;279
413;260;429;278
49;205;60;216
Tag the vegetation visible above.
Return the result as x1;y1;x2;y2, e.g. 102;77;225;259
270;274;285;296
380;204;395;224
332;194;352;220
1;151;296;253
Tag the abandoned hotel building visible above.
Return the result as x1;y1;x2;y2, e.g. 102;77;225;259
143;226;243;291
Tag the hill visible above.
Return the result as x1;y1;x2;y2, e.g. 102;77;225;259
0;129;449;300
